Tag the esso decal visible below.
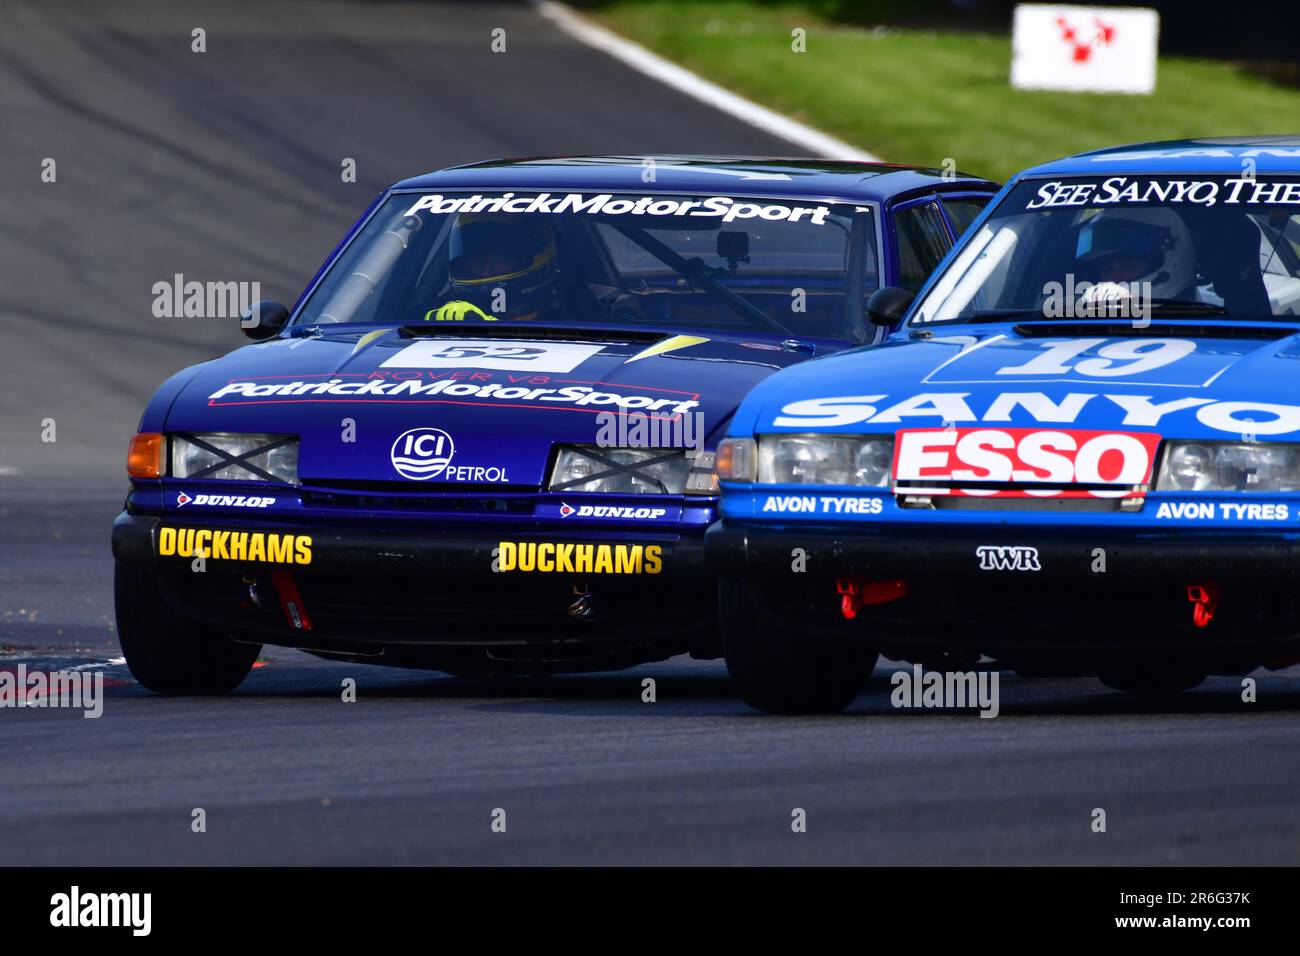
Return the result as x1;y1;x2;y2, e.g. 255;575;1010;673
391;427;455;480
892;428;1161;498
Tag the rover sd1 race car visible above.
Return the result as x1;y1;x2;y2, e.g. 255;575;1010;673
111;155;997;693
709;137;1300;713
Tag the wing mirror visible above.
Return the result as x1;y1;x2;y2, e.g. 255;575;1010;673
866;286;915;327
241;301;290;341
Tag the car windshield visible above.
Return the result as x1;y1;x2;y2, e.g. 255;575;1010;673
911;176;1300;325
295;191;879;339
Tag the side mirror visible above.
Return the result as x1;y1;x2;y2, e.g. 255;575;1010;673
866;286;915;327
241;301;290;341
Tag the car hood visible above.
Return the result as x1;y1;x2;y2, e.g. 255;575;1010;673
737;321;1300;441
166;326;826;486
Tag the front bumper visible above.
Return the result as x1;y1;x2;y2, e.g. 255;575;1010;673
114;512;707;576
112;512;715;667
706;520;1300;657
705;521;1300;580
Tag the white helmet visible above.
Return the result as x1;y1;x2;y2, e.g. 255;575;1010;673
1076;207;1197;301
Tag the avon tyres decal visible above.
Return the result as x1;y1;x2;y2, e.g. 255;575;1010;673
759;494;885;516
157;527;312;565
924;337;1236;389
1155;500;1291;522
893;428;1161;498
494;541;663;574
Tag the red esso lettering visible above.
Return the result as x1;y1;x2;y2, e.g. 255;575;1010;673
893;428;1157;497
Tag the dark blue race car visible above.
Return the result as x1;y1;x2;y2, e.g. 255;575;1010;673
710;137;1300;713
112;155;996;693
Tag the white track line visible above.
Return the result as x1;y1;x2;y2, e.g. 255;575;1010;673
531;1;881;162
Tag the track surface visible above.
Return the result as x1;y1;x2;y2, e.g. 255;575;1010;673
1;0;1298;866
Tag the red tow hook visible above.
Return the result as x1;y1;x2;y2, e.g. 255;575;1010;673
271;568;313;631
1187;582;1219;629
836;576;907;620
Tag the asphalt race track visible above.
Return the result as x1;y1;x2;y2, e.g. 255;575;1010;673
1;0;1298;866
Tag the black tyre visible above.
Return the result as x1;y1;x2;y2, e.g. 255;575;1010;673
115;561;261;695
1097;658;1205;696
720;577;877;714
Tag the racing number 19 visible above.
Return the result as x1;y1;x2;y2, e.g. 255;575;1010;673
997;338;1196;378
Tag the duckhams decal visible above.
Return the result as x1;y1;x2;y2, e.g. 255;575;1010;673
495;541;663;574
157;527;312;565
893;428;1161;498
381;340;604;373
773;392;1300;436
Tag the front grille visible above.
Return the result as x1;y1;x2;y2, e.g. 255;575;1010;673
922;495;1126;513
301;489;535;514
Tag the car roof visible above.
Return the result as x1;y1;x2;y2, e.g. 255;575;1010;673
391;155;998;202
1023;136;1300;177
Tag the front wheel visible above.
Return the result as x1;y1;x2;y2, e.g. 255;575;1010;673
720;578;877;714
115;562;261;695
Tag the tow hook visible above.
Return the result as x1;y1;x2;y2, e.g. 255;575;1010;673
271;568;313;631
568;584;595;620
836;576;907;620
1187;582;1219;628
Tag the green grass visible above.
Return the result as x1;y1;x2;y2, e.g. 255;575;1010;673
581;1;1300;182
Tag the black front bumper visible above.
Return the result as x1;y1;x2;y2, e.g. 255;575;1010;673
705;521;1300;580
112;512;716;667
706;520;1300;656
113;512;707;576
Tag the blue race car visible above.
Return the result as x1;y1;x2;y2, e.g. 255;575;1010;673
111;155;996;694
710;137;1300;712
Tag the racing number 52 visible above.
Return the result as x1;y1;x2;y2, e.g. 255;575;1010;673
427;343;549;362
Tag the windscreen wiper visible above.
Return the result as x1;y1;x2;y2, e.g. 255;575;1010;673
611;223;792;335
956;300;1229;323
1145;298;1228;316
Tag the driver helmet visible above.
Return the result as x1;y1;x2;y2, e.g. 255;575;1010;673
447;213;558;319
1075;207;1197;301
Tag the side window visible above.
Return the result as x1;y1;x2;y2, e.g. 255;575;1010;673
943;197;990;237
894;202;951;293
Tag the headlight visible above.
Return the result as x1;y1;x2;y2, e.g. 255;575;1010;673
1157;441;1300;493
757;435;894;486
171;433;299;484
549;446;699;494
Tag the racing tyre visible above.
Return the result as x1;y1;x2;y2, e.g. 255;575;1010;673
115;562;261;695
1097;659;1205;697
721;577;877;714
